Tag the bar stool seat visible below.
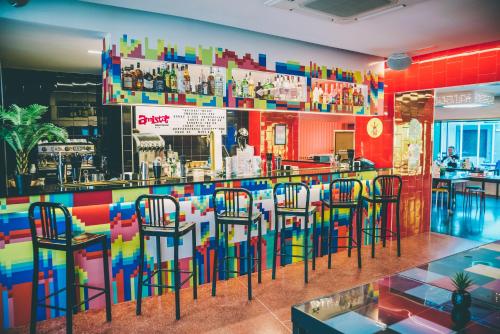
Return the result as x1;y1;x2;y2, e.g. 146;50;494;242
212;188;263;301
217;211;262;224
272;182;317;283
322;199;358;208
135;194;197;320
276;205;317;215
37;232;104;249
142;221;195;235
29;202;112;334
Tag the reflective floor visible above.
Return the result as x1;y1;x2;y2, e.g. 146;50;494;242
431;193;500;242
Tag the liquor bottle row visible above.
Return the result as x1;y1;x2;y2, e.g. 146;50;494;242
231;73;306;102
311;82;365;107
121;61;225;96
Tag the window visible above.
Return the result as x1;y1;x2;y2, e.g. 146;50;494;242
434;120;500;168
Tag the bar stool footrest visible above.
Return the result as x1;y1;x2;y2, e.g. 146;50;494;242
361;228;397;237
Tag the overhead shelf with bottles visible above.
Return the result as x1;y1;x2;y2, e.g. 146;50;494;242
102;35;383;115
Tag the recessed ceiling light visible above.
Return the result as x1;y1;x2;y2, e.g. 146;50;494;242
87;50;101;55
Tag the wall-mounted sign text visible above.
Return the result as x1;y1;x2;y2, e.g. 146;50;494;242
135;106;227;135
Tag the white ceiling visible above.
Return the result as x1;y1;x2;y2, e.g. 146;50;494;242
82;0;500;57
0;19;104;73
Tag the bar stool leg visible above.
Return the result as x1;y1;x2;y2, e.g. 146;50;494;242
327;211;333;269
136;233;145;315
304;215;309;284
257;217;262;283
102;238;112;322
30;247;39;334
174;235;181;320
381;203;387;248
312;212;317;271
347;208;353;258
224;224;230;280
156;236;162;295
247;225;252;300
396;201;401;257
320;202;325;256
356;206;362;269
66;251;75;334
212;222;219;297
192;228;198;300
280;215;286;267
271;213;279;280
371;202;376;258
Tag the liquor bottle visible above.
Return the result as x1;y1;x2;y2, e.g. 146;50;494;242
183;65;191;94
208;67;216;95
164;64;171;93
264;79;274;100
177;65;185;94
296;77;303;101
197;77;203;95
248;72;255;98
358;90;364;106
282;76;290;100
154;67;165;92
214;68;224;97
312;83;320;104
353;86;358;106
255;82;264;99
241;74;249;98
289;76;297;101
134;62;144;91
122;66;133;90
170;64;178;93
342;85;349;106
200;70;208;95
232;76;239;97
143;68;154;92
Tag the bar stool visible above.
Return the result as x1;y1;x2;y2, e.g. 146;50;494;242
135;194;197;320
28;202;111;334
272;182;317;283
463;186;485;212
362;175;403;258
321;178;363;269
212;188;262;300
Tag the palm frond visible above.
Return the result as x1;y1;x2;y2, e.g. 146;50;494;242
27;123;68;152
21;104;47;125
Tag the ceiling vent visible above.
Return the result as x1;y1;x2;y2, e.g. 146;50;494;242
264;0;419;23
387;52;412;70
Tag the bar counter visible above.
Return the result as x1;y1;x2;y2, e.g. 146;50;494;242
0;167;389;328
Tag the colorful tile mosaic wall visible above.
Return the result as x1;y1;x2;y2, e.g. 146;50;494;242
0;170;423;329
103;34;383;114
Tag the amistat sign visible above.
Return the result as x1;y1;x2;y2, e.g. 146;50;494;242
135;106;227;135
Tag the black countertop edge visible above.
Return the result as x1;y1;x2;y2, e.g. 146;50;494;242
1;167;390;198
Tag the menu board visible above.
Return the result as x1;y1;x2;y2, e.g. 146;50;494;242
135;106;226;135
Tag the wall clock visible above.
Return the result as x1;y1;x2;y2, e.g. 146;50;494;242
367;118;383;138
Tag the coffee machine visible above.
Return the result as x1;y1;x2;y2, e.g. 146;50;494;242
132;133;165;176
37;139;96;183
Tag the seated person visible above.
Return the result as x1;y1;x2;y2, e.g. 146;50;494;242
441;146;460;168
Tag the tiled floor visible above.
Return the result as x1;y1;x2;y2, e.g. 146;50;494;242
9;233;483;334
431;194;500;242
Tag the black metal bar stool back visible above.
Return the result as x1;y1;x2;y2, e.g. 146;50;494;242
135;194;197;320
362;175;403;258
271;182;317;283
29;202;111;334
321;178;363;269
212;188;262;300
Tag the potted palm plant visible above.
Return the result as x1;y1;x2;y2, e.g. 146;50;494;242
0;104;68;193
451;271;473;309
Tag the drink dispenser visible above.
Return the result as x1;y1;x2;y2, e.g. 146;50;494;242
132;133;165;175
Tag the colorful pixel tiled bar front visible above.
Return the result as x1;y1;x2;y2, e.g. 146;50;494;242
0;169;401;329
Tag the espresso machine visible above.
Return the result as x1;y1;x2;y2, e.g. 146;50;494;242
132;133;165;177
37;139;96;183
